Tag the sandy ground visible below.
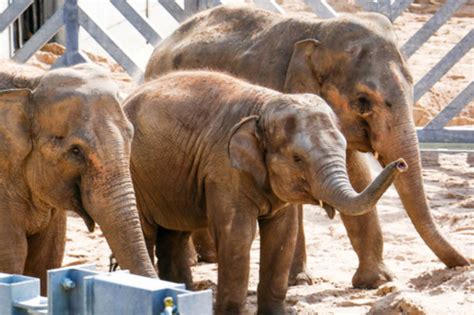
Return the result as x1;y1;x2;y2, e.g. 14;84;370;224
11;1;473;314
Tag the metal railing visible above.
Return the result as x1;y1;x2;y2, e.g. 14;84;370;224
0;264;212;315
0;0;472;143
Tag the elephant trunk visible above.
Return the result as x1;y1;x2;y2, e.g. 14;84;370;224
82;162;157;278
381;121;469;267
317;158;407;216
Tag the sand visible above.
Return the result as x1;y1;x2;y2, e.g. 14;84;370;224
15;1;474;313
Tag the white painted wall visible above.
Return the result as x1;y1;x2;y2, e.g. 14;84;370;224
0;0;13;59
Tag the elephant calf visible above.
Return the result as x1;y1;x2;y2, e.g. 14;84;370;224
124;71;406;314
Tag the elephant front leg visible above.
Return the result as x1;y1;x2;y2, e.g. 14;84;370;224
288;205;313;286
0;217;28;276
207;187;257;314
258;205;298;314
24;209;67;295
341;150;392;289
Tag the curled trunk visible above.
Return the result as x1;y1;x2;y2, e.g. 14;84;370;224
319;159;407;216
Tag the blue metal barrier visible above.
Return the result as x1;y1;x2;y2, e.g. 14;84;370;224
0;265;212;315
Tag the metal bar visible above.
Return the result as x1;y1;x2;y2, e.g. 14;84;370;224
374;0;391;18
0;0;33;33
389;0;414;21
401;0;467;58
53;0;89;67
414;29;473;101
354;0;378;12
304;0;337;18
78;7;144;82
424;82;474;130
12;6;64;63
184;0;198;16
158;0;186;23
111;0;161;46
254;0;286;14
417;128;473;144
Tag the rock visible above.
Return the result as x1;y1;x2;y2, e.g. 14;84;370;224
368;292;426;315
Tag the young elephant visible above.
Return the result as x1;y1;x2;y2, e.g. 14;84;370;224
0;63;156;294
144;5;469;287
124;71;406;314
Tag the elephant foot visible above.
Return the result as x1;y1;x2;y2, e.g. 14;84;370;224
288;270;314;286
257;304;286;315
352;263;393;289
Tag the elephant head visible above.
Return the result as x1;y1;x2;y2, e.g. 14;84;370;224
229;94;406;216
0;64;156;278
283;13;469;267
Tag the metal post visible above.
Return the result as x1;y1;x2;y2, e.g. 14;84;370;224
53;0;88;68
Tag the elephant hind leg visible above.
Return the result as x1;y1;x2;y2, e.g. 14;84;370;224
24;210;67;295
191;229;217;263
155;226;193;289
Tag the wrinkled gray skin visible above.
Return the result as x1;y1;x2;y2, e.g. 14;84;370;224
145;5;469;288
124;71;405;314
0;63;156;294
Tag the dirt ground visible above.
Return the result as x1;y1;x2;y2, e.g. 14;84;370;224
17;1;473;314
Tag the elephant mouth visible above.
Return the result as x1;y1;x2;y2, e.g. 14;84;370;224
314;199;336;219
72;184;96;232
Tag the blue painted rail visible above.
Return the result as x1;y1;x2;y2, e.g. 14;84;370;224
0;265;212;315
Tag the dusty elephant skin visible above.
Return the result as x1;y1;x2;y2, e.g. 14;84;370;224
124;71;405;314
0;63;156;294
144;4;470;288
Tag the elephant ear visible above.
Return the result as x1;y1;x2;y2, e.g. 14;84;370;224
228;116;267;189
0;89;32;174
284;39;322;94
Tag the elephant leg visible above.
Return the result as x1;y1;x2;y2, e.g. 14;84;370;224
207;185;257;314
155;226;193;289
341;150;392;289
141;215;157;266
191;229;217;263
24;210;67;295
258;205;298;314
0;217;28;275
288;204;313;286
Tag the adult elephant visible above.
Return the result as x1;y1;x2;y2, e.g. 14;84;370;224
0;63;156;294
145;5;469;288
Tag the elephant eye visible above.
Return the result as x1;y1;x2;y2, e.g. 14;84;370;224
293;155;303;164
356;95;373;118
69;145;83;157
358;96;371;111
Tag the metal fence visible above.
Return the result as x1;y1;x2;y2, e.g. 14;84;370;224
0;0;472;144
0;264;212;315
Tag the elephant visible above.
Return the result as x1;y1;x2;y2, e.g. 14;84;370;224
144;5;469;288
0;59;44;90
123;70;406;314
0;63;157;294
